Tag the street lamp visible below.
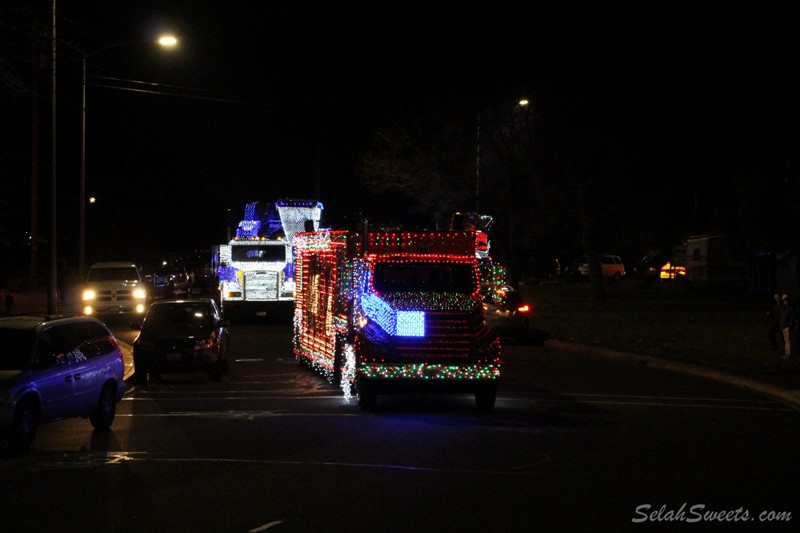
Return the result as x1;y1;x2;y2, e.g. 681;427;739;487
78;36;178;279
475;98;529;212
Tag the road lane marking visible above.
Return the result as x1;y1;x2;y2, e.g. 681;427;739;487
249;521;284;532
2;451;557;477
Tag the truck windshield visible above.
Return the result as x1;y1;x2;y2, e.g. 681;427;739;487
373;262;475;293
231;245;286;262
87;267;139;282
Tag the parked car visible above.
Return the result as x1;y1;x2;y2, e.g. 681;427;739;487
181;249;217;291
131;298;229;384
482;285;533;341
82;261;148;317
0;314;127;451
564;254;626;283
137;255;191;298
600;254;626;281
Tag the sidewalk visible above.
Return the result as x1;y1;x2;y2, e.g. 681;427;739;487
3;284;800;411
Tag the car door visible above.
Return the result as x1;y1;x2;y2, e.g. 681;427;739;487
43;322;101;419
33;325;82;421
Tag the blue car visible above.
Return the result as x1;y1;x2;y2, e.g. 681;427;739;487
0;315;127;451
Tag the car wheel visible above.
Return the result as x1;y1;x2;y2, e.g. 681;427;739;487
90;384;116;431
329;337;343;386
9;397;38;451
131;367;147;386
475;382;497;411
132;354;148;385
209;358;224;382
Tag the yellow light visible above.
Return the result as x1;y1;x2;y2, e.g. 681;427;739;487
136;304;146;314
83;289;95;301
133;288;147;299
660;262;686;279
83;306;94;315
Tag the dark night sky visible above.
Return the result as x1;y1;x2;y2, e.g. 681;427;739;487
2;2;798;269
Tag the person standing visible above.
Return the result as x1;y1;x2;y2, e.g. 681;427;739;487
779;294;794;359
768;293;782;350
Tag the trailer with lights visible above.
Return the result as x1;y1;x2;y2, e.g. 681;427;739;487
217;199;323;320
292;223;502;410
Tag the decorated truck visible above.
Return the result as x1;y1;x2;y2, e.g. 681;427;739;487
292;221;502;410
217;199;323;320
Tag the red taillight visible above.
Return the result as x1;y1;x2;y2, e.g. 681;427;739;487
516;304;531;314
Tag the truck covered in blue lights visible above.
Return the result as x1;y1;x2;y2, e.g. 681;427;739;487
292;223;502;410
217;200;323;320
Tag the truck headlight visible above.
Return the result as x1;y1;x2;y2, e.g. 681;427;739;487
83;289;95;301
133;288;147;299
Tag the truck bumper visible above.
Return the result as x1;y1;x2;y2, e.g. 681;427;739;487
221;300;293;321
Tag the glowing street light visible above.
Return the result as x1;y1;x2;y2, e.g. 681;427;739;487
78;35;178;279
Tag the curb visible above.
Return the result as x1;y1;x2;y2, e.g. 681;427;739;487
544;339;800;413
118;340;135;382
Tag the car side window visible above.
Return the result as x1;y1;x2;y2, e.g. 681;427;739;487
83;322;117;356
34;330;58;369
54;324;90;365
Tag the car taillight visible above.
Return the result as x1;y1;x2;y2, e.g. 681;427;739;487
517;304;531;314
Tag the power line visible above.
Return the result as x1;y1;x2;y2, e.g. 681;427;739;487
89;74;268;106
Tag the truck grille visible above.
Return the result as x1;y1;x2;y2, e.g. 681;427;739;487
393;309;485;361
244;271;279;300
95;289;136;302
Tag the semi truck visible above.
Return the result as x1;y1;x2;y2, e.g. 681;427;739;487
217;199;323;320
292;221;502;410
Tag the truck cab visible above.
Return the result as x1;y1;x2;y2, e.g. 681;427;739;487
81;261;148;317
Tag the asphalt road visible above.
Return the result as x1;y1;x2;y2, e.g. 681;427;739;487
2;320;798;532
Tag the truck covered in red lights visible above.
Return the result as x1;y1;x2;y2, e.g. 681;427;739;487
292;224;502;410
217;200;322;320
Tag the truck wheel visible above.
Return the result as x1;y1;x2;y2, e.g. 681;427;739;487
358;382;377;411
330;338;343;386
475;382;497;411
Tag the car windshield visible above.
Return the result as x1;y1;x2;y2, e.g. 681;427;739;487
144;304;214;329
139;260;175;274
0;329;36;370
231;245;286;262
372;261;475;293
88;267;139;282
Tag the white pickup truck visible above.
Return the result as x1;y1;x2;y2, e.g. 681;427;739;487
81;261;148;317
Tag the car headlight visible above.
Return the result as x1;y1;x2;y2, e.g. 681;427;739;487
133;288;147;299
83;289;96;301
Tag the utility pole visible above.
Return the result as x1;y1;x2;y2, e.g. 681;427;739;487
48;0;57;313
29;21;42;281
